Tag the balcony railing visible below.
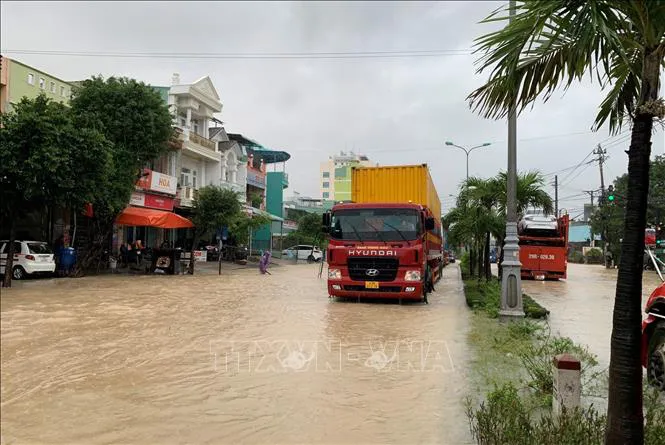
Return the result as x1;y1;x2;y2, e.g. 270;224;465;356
176;186;198;207
189;132;216;151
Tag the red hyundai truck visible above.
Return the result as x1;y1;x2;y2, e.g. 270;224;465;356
518;214;570;280
322;164;443;303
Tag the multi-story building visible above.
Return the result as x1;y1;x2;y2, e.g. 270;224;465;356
319;151;372;201
212;125;248;203
167;73;223;209
0;56;72;113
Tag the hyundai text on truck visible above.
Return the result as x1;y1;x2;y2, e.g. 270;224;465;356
518;213;570;280
322;164;443;303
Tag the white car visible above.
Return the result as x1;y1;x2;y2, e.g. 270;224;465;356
0;240;56;280
282;245;323;262
518;214;558;236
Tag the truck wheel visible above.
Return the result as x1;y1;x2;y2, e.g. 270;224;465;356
647;323;665;391
422;266;432;304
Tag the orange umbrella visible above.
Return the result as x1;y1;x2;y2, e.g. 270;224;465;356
115;207;194;229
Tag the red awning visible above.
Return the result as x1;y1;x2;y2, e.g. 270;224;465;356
115;207;194;229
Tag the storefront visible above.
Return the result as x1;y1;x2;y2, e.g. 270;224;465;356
114;169;179;253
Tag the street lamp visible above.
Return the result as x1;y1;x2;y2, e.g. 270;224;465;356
445;141;492;181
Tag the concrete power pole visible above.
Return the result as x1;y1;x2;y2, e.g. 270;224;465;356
594;144;608;252
500;0;525;318
554;175;559;217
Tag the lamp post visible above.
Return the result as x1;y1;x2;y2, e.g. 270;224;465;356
500;0;524;319
445;141;492;181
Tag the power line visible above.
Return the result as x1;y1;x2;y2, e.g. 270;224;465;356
559;150;595;185
0;48;473;60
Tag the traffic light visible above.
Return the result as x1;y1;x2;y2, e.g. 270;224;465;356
607;185;615;203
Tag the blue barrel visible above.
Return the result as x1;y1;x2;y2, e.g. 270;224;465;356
59;247;77;270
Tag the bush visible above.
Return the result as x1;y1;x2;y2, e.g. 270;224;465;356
467;383;665;445
464;278;549;320
568;250;584;263
584;248;604;264
466;382;605;445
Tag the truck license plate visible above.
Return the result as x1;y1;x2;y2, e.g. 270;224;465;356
365;281;379;289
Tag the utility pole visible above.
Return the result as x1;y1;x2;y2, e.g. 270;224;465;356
594;144;608;252
554;175;559;217
500;0;524;319
586;190;596;247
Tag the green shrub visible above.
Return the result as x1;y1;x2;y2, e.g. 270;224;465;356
584;248;604;264
568;250;584;263
466;382;605;445
464;278;549;320
467;383;665;445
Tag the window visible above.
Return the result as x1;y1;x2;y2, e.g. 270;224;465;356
192;170;198;188
322;182;330;188
322;171;330;178
60;86;66;97
27;73;35;85
39;78;45;89
180;168;191;187
322;192;330;199
50;81;56;93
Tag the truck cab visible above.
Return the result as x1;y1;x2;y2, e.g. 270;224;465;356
322;202;440;302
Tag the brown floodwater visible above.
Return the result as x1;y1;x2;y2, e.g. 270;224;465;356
522;263;663;370
1;263;473;445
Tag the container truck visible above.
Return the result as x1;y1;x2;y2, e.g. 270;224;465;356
322;164;443;303
518;214;570;280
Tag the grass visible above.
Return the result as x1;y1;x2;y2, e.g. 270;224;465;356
463;276;550;319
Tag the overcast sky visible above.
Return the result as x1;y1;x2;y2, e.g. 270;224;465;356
2;1;663;216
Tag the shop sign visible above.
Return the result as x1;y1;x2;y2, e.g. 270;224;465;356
130;192;175;211
136;169;177;196
130;191;146;207
144;194;175;211
194;250;207;262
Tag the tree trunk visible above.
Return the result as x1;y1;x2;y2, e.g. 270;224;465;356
188;232;200;275
468;247;474;277
605;47;662;444
485;231;492;281
72;219;113;276
2;213;16;288
476;240;483;279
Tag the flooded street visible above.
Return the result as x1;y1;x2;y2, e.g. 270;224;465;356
522;263;663;369
1;264;472;445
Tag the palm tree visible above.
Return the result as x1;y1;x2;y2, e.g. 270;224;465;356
467;2;664;443
493;171;554;278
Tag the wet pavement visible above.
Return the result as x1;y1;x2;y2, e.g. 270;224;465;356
522;263;663;370
1;264;473;444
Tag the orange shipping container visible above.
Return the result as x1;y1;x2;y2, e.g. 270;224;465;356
351;164;442;219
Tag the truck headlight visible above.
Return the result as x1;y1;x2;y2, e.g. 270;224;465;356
328;268;342;280
405;270;421;281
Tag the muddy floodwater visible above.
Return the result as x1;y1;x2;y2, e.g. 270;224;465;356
1;264;473;445
522;263;662;369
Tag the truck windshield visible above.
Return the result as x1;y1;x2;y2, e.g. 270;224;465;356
330;209;421;241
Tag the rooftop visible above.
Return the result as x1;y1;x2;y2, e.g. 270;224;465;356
228;133;290;164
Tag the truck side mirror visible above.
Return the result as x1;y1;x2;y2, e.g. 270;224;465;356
425;217;435;231
322;212;331;233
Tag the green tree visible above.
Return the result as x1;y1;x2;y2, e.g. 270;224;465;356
0;95;111;287
228;212;272;246
468;2;665;442
69;76;174;272
296;213;323;240
189;186;242;273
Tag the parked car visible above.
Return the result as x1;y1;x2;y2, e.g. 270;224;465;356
489;250;497;263
643;280;665;391
518;213;558;236
448;251;456;263
0;240;56;280
282;245;323;262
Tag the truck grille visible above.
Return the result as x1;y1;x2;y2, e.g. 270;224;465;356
347;258;399;282
344;285;402;293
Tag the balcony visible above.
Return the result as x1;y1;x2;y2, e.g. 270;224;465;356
246;167;266;189
189;132;216;151
177;127;219;161
176;186;198;208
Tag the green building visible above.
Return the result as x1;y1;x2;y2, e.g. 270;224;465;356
1;57;72;113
